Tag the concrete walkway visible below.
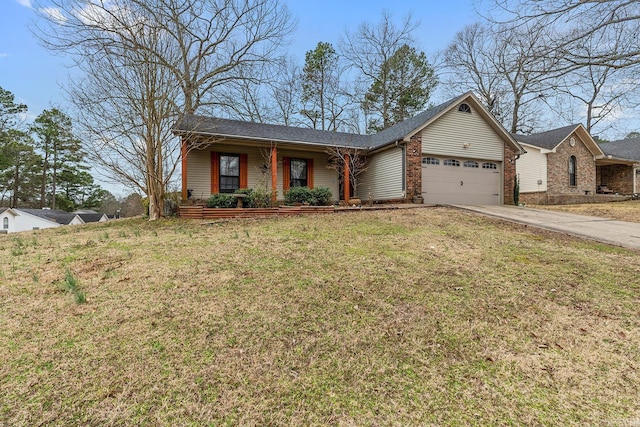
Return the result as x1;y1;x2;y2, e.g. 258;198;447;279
453;205;640;250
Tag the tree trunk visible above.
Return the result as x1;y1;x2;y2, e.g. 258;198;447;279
12;163;19;208
40;138;49;208
52;145;57;210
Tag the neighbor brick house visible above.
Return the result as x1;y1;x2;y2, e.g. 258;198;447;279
515;124;601;204
174;92;524;206
515;124;639;204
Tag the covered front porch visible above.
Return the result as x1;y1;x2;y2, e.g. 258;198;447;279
596;157;638;195
180;138;356;205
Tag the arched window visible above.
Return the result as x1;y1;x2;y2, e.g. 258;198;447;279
458;103;471;113
3;217;8;229
569;156;577;186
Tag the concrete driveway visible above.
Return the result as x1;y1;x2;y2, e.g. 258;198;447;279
453;205;640;250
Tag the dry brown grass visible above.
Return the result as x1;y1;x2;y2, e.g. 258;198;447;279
532;200;640;223
1;208;639;426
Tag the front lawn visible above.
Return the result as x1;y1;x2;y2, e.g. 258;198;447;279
1;208;639;425
533;199;640;223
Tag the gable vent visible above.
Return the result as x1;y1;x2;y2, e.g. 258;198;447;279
458;103;472;113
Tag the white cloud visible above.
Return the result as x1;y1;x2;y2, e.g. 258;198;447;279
41;7;67;23
0;53;8;58
17;0;32;8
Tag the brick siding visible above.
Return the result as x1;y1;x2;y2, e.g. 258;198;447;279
546;132;596;194
597;164;635;194
405;133;423;200
504;142;517;205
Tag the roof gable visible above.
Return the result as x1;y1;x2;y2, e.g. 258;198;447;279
77;213;108;223
513;124;604;157
384;92;523;154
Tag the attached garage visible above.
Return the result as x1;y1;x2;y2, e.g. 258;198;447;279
421;157;502;205
414;98;516;205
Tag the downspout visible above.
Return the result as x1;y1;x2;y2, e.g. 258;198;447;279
398;140;406;198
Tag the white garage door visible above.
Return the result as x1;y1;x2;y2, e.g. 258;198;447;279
421;157;501;205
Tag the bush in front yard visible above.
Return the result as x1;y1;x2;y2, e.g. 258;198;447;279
284;186;332;206
284;187;312;205
310;187;332;206
234;188;272;208
206;194;236;208
249;188;272;208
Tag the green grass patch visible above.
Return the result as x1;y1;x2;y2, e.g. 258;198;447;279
0;209;639;425
59;270;86;304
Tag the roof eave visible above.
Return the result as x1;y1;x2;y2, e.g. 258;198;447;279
175;129;367;151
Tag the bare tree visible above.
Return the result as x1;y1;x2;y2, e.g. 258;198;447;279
443;23;509;123
68;22;181;220
544;27;640;134
34;0;295;219
444;22;557;133
325;146;367;200
341;11;420;132
484;0;640;69
218;57;303;126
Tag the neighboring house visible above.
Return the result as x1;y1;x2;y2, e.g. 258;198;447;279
174;92;524;206
0;208;84;234
73;210;110;223
515;124;603;204
514;124;638;204
597;137;640;195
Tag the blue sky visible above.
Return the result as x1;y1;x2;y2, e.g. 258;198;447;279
1;0;478;119
1;0;478;195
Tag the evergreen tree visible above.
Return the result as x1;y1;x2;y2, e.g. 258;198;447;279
301;42;350;131
363;44;437;132
31;109;83;210
0;130;42;208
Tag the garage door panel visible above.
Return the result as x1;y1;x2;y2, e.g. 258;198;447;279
422;157;501;205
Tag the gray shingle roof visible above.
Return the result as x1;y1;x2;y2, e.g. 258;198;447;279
174;115;373;149
599;137;640;161
174;94;468;150
77;213;106;223
18;209;79;225
512;124;580;150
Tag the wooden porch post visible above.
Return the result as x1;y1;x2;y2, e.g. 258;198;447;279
344;153;350;202
271;145;278;203
181;137;188;201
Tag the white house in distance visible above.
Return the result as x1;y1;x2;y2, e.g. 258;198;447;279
0;208;84;234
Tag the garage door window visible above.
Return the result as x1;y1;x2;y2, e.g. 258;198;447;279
464;161;479;168
444;159;460;166
422;157;440;165
482;162;497;169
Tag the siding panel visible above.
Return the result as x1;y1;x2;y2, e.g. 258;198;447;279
516;145;547;193
186;144;339;202
422;106;504;161
357;147;404;200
